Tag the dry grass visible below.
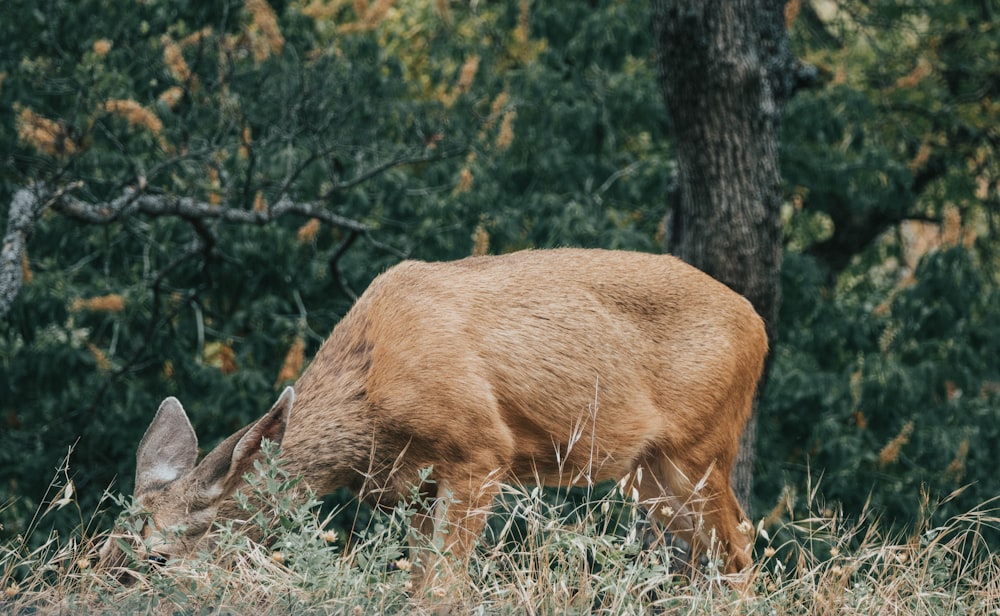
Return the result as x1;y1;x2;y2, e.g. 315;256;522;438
3;455;999;615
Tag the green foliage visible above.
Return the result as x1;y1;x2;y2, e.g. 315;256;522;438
757;0;1000;531
760;248;1000;527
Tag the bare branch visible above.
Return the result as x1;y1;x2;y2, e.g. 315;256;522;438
1;183;82;320
329;230;361;301
185;216;218;257
267;195;369;232
1;182;407;319
44;187;371;233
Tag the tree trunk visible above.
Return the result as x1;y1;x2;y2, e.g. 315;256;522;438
652;0;794;514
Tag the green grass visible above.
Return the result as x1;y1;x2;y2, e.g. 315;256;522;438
3;453;999;615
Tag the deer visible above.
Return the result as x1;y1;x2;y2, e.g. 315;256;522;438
98;248;768;599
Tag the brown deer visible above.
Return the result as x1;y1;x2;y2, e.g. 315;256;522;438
99;248;767;596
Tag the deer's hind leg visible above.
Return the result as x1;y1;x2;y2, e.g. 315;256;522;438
634;451;751;576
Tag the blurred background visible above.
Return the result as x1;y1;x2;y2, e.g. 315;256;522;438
1;0;998;548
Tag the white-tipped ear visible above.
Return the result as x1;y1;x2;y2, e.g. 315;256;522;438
135;397;198;495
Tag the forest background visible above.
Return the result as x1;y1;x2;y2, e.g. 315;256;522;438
1;0;999;559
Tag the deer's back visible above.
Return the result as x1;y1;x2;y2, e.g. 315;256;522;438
288;249;766;491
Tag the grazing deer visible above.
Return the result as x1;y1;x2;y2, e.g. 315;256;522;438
99;248;767;596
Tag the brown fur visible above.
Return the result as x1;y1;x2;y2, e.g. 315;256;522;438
100;248;768;594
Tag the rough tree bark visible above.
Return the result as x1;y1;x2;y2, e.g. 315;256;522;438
652;0;801;513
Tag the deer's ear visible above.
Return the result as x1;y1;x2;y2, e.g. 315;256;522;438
135;397;199;495
229;387;293;477
189;387;294;501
